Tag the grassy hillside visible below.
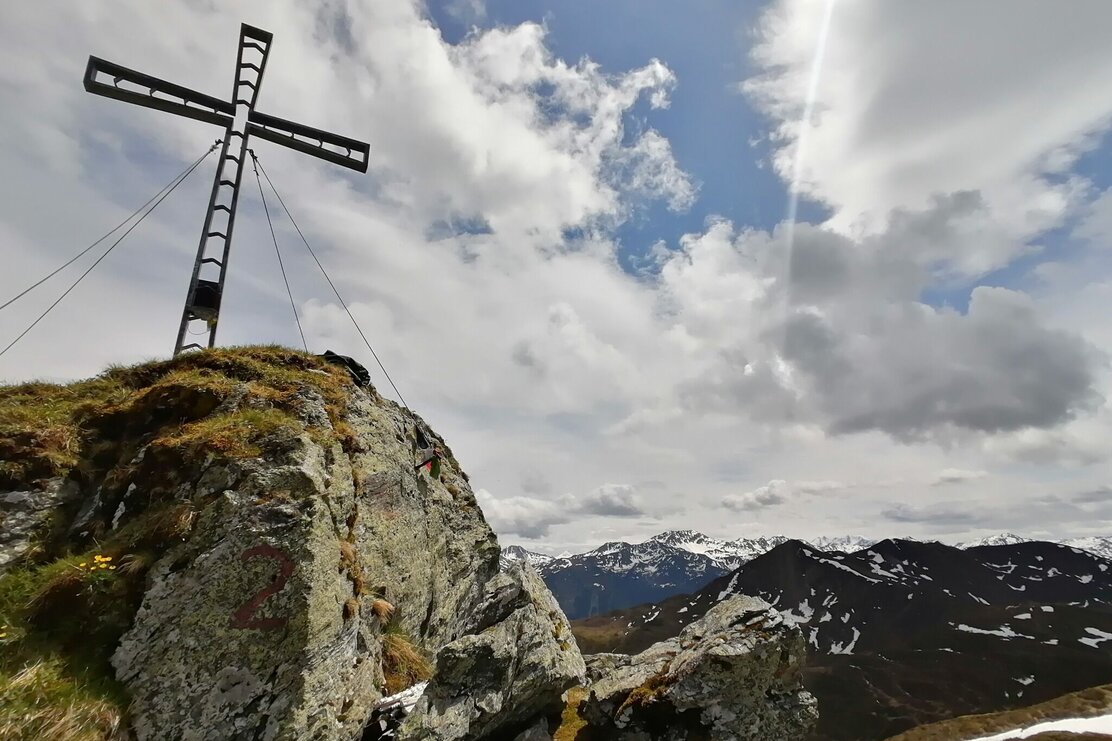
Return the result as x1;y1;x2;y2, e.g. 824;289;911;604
886;683;1112;741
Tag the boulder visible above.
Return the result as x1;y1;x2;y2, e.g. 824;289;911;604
0;478;76;573
399;563;586;740
61;352;515;740
581;595;818;740
363;681;429;740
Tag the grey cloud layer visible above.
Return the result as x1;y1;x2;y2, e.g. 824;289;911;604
666;202;1103;442
478;484;650;538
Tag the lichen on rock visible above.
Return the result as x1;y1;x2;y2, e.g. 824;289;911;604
0;347;579;741
399;562;587;740
580;595;818;740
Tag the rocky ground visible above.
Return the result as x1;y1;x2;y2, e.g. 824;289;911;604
0;346;817;740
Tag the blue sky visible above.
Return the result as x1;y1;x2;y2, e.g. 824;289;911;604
3;1;1112;552
424;0;1088;316
429;0;824;266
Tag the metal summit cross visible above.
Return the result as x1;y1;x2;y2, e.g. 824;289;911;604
84;23;369;355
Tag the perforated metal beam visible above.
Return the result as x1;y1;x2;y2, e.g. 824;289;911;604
248;111;370;172
84;57;233;128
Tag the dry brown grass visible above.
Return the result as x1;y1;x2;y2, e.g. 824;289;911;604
887;684;1112;740
338;539;367;599
553;686;595;741
381;631;433;695
143;502;197;543
339;541;357;569
0;659;126;741
351;572;367;598
115;552;154;578
343;598;361;621
371;598;396;623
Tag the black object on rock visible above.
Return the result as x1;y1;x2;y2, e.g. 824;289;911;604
319;350;371;387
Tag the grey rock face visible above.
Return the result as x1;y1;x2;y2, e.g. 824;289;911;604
0;478;76;573
582;595;818;741
109;384;511;741
400;563;586;740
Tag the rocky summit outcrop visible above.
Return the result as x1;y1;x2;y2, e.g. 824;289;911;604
0;347;817;741
0;348;581;741
580;595;818;740
398;563;586;740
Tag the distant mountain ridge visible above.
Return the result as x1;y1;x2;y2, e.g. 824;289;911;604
571;538;1112;740
955;532;1112;560
507;530;860;619
503;530;1112;620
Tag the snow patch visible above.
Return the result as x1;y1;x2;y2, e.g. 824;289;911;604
954;624;1033;639
968;712;1112;740
829;627;860;655
1079;627;1112;648
716;572;740;601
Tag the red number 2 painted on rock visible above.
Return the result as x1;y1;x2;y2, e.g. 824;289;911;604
229;544;294;631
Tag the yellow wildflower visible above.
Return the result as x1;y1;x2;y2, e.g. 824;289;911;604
79;563;87;567
109;566;117;570
102;556;112;562
0;633;7;639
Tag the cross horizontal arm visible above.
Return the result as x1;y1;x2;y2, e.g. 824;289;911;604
84;56;234;128
248;110;369;172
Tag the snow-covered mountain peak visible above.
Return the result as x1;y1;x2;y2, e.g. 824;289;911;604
500;545;553;565
808;535;877;553
1061;537;1112;561
646;531;790;569
956;533;1032;548
648;529;714;549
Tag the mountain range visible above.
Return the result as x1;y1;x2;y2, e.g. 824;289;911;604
503;530;1112;619
570;538;1112;740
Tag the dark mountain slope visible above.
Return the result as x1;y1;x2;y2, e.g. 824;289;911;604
531;539;728;619
572;538;1112;740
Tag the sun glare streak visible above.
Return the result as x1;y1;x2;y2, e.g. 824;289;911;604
783;0;836;253
767;0;837;416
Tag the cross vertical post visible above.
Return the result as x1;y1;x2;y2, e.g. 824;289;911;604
174;25;271;354
83;22;370;356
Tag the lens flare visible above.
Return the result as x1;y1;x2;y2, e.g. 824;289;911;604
783;0;837;253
